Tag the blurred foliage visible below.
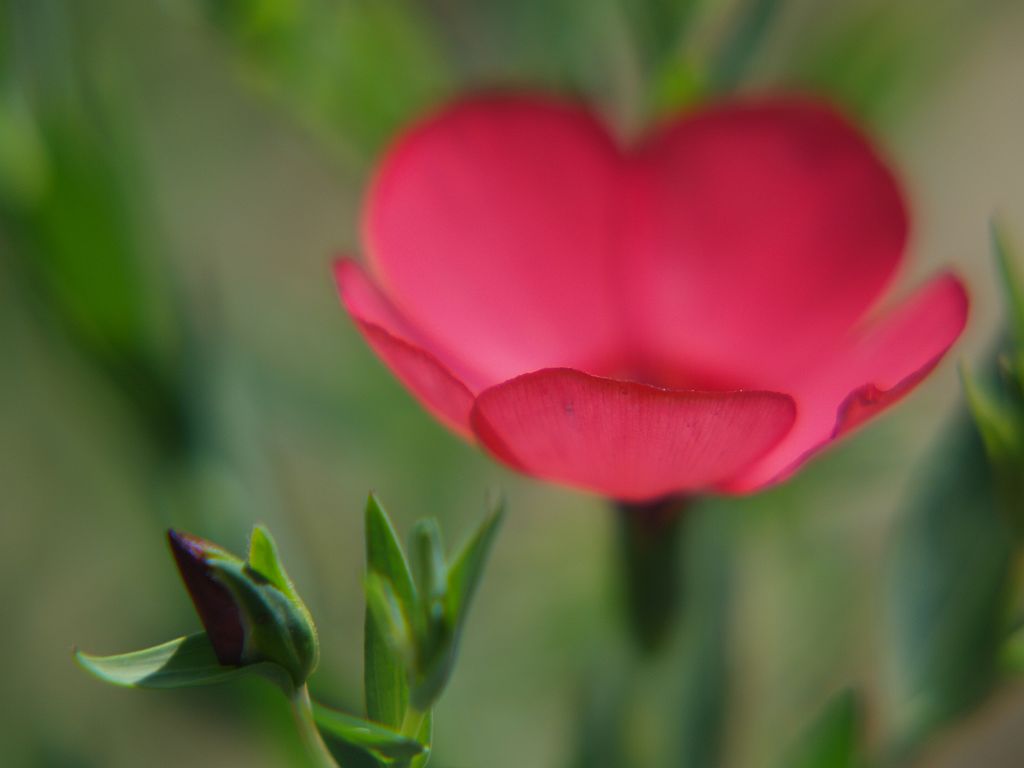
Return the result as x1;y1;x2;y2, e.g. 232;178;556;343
884;227;1024;762
1;0;1023;766
778;689;861;768
883;413;1013;760
196;0;451;163
786;0;1009;128
0;0;190;457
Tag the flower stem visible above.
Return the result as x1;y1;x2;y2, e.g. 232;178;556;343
400;705;427;739
615;497;688;654
291;684;340;768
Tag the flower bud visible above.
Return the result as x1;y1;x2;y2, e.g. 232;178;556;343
168;526;319;687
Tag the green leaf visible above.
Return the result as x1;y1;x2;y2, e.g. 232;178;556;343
364;494;417;728
365;494;418;612
992;220;1024;350
779;689;860;768
620;0;708;75
445;496;504;629
410;519;447;607
75;633;291;692
199;0;450;158
1000;624;1024;675
883;412;1012;760
366;573;416;665
708;0;782;92
785;0;991;127
962;366;1023;477
312;702;425;761
248;524;295;597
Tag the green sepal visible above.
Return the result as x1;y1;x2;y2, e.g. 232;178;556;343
312;702;425;762
168;526;319;688
210;556;319;688
778;689;860;768
364;493;417;728
75;633;293;693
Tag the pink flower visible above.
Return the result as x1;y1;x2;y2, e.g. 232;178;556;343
334;94;967;501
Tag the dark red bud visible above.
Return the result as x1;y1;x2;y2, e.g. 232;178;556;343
167;530;245;665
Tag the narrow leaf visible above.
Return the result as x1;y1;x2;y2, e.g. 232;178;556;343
410;518;447;606
248;524;296;598
446;497;505;628
779;689;860;768
75;633;291;692
992;220;1024;348
364;494;417;727
365;573;416;669
365;494;417;613
313;702;425;761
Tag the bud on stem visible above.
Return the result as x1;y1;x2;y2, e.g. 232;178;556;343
168;525;319;687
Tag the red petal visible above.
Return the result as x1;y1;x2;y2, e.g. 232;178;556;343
470;368;796;501
365;95;626;385
622;98;909;389
723;274;968;491
335;259;477;435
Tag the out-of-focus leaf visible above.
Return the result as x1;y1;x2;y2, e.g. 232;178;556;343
0;90;49;208
364;493;417;728
778;689;860;768
962;366;1024;525
619;0;706;75
786;0;999;127
445;496;504;629
883;412;1013;760
75;633;292;692
199;0;450;159
648;57;706;118
1;0;188;457
707;0;782;92
992;221;1024;353
962;225;1024;522
1000;623;1024;675
312;702;425;761
410;519;447;608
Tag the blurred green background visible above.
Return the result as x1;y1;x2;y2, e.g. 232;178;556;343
2;0;1024;766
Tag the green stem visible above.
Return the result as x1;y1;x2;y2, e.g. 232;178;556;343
291;685;340;768
616;497;688;655
400;705;427;738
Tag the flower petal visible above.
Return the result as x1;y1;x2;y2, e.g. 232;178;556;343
470;368;796;501
723;274;968;491
622;98;909;388
335;259;477;435
365;95;626;385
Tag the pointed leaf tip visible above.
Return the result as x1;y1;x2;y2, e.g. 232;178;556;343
247;524;294;597
446;497;505;627
75;633;292;691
